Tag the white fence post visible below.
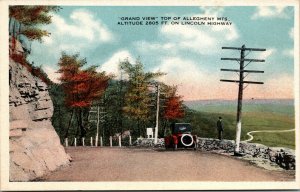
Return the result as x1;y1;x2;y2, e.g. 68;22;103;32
74;138;77;147
118;135;121;147
65;138;68;147
129;136;132;146
100;137;103;147
110;136;112;147
90;137;93;146
82;137;85;146
95;134;98;147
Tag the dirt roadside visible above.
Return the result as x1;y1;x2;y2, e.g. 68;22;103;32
41;147;295;181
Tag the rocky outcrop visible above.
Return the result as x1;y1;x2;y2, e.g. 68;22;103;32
9;58;71;181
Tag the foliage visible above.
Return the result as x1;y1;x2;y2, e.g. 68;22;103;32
120;58;165;136
163;85;184;120
10;53;51;85
9;5;60;42
57;52;111;140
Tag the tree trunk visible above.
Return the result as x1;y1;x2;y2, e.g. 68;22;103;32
64;109;74;139
163;120;168;137
137;118;140;137
78;108;86;141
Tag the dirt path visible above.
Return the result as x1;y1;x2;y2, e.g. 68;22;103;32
244;129;295;142
42;147;294;182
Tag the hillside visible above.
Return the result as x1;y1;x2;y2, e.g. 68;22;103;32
183;99;295;149
184;99;294;116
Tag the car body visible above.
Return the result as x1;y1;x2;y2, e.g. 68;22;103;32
164;123;197;150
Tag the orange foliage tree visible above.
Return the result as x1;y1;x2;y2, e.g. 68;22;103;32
58;53;110;139
161;85;185;136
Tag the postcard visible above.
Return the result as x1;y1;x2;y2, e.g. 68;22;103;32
0;0;299;190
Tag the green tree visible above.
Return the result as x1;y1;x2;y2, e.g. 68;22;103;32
120;58;165;137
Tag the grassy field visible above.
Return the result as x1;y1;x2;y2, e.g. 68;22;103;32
184;100;295;149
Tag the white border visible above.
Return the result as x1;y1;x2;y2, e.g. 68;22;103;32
1;0;299;190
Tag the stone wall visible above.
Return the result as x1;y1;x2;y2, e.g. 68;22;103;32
134;137;295;171
9;58;71;181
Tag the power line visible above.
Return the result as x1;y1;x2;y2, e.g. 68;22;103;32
220;44;266;155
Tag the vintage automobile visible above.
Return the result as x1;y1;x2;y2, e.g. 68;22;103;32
164;123;197;150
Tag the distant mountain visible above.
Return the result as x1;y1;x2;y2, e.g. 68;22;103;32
184;99;294;116
184;99;294;106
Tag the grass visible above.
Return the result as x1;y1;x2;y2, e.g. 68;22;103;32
250;131;295;149
184;104;295;149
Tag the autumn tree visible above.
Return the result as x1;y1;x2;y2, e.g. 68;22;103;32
58;52;110;140
9;6;60;42
120;58;165;137
161;85;185;136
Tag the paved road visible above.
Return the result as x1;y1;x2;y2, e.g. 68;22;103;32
42;147;294;182
244;129;295;142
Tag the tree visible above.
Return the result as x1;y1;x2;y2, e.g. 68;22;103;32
9;6;60;42
120;58;165;137
57;52;111;140
161;85;185;136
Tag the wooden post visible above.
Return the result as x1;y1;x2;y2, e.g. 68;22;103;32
96;105;100;147
82;137;85;146
110;136;112;147
118;135;122;147
154;84;160;144
129;136;132;146
74;138;77;147
65;138;68;147
95;135;98;147
221;45;266;154
90;137;93;146
100;137;103;147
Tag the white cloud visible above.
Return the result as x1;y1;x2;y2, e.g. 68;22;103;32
44;66;60;83
136;8;239;56
251;6;289;19
98;50;134;79
257;48;276;60
52;9;112;42
28;9;116;76
283;49;293;57
135;41;177;54
154;57;238;100
160;24;217;54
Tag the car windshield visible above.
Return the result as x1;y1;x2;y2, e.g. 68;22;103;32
172;123;191;134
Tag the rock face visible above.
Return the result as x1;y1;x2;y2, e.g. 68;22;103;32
9;58;71;181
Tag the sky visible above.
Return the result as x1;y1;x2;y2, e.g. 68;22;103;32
27;6;295;101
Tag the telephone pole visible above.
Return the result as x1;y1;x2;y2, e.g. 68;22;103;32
220;45;266;154
154;83;160;145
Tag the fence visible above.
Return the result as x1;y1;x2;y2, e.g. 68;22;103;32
64;135;132;147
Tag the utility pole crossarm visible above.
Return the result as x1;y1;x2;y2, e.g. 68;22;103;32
220;79;264;84
220;44;266;155
222;47;266;51
221;69;264;73
221;58;265;62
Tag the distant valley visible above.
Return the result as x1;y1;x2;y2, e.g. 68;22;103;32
184;99;294;116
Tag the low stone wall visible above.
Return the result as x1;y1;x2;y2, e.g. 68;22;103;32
134;137;295;171
133;138;165;147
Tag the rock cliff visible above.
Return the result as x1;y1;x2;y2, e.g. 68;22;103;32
9;57;71;181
